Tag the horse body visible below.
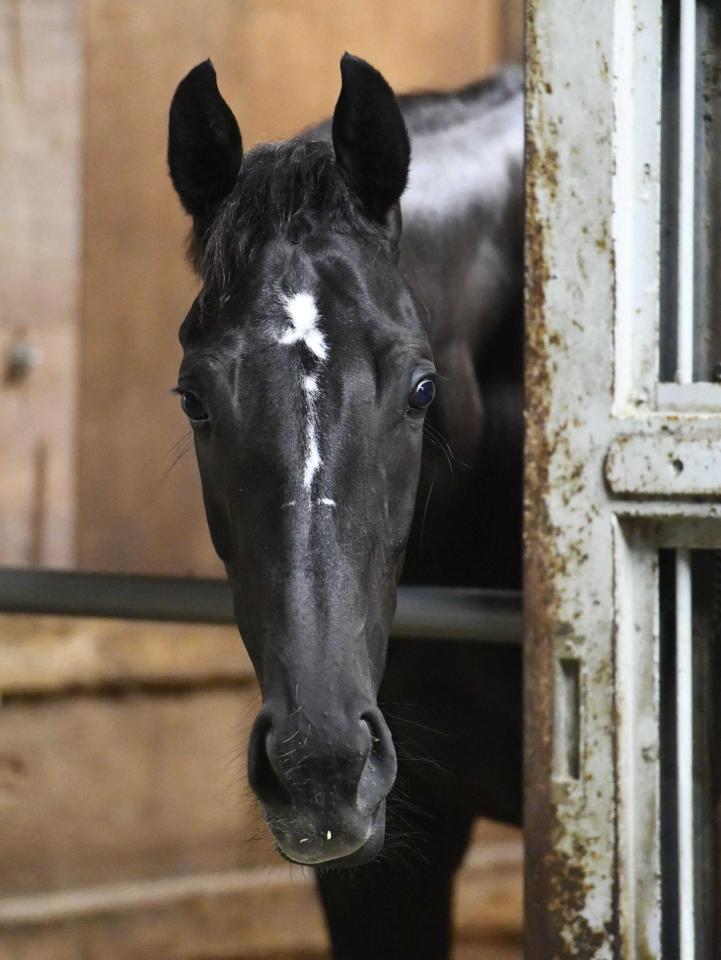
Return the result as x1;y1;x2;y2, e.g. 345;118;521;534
399;71;524;591
168;55;523;959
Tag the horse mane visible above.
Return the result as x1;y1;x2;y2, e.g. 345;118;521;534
196;137;385;289
193;66;523;291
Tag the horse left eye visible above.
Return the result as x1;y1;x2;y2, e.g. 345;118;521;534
409;377;436;411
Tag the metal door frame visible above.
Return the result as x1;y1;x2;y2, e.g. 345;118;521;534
525;1;720;956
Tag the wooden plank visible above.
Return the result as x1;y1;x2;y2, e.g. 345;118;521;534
0;0;82;567
502;0;525;62
0;688;276;895
0;868;327;960
0;681;524;898
0;615;251;693
0;617;523;951
454;944;521;960
454;822;523;945
0;830;521;960
0;663;521;953
77;0;508;576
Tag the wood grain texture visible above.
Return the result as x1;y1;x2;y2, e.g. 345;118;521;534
0;823;521;959
0;616;522;955
0;614;250;693
0;0;82;568
2;2;523;951
0;867;327;960
0;688;273;895
502;0;524;62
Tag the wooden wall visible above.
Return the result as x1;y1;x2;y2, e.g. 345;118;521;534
0;615;523;959
1;4;524;957
76;0;522;576
0;0;82;568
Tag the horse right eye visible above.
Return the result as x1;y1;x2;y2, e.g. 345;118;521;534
180;391;208;422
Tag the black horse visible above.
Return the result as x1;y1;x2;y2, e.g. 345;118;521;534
168;53;523;960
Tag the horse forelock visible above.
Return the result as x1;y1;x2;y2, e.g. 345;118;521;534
195;137;386;292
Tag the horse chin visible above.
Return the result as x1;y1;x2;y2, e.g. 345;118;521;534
272;801;386;869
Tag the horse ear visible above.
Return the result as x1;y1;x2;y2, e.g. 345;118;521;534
332;53;410;226
168;60;242;224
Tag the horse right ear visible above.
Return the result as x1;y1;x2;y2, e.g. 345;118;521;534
168;60;243;225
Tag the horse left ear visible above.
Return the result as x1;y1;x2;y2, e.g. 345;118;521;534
332;53;410;228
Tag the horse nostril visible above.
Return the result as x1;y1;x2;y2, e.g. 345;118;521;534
357;709;397;812
249;705;396;821
247;714;292;807
361;709;394;759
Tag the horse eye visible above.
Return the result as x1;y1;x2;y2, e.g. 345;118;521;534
409;377;436;411
180;391;208;422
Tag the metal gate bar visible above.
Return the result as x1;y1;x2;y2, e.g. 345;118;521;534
0;569;522;643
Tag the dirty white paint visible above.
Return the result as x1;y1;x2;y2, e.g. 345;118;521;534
606;431;721;497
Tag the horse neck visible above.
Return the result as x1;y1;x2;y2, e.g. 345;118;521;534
397;91;524;591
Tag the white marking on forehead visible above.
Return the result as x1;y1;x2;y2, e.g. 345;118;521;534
278;291;328;360
275;290;329;493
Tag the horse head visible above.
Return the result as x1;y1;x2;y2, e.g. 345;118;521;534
167;54;434;867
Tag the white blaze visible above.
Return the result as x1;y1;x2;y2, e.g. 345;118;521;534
278;292;328;360
277;292;328;491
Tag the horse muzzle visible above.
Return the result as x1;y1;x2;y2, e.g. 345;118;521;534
247;703;397;866
272;797;387;867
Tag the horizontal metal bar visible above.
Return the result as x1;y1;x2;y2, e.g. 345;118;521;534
0;569;522;644
656;382;721;413
393;585;521;642
606;432;721;498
